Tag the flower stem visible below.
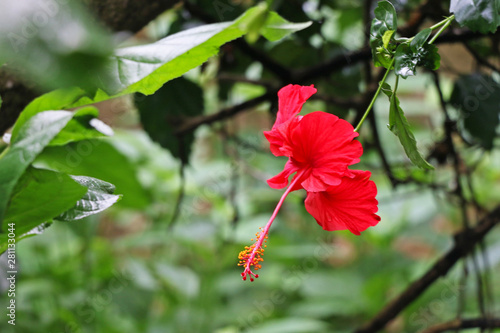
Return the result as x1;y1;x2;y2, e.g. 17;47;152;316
429;14;455;32
256;169;304;243
429;15;455;44
393;74;399;96
354;58;395;132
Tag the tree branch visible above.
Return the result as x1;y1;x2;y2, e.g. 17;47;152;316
353;205;500;333
175;92;274;135
418;317;500;333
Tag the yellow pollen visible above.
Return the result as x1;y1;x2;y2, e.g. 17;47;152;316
237;227;268;280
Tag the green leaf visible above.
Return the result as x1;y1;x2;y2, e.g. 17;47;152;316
394;42;440;78
36;139;149;209
387;90;434;170
11;88;87;141
449;74;500;150
57;176;121;221
3;167;87;234
240;3;269;43
260;11;312;42
410;28;432;52
0;111;73;224
382;30;396;49
107;7;264;95
450;0;500;34
0;0;112;91
49;107;113;146
11;91;112;146
369;1;398;68
135;77;204;163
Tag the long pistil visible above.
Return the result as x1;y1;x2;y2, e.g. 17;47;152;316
239;170;305;281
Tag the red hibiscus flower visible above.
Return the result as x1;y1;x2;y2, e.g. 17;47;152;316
238;84;380;281
267;111;363;192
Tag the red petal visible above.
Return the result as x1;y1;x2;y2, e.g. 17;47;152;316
263;129;285;156
264;117;301;157
264;85;315;156
274;84;316;129
304;170;380;235
290;112;362;191
267;160;299;189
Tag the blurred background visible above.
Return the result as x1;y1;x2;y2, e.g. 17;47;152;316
1;0;500;332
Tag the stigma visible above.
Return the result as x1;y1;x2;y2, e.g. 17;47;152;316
238;227;268;281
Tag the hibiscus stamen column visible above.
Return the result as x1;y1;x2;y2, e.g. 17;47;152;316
238;170;306;281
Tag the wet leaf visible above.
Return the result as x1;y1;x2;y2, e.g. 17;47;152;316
57;176;121;221
394;42;440;78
